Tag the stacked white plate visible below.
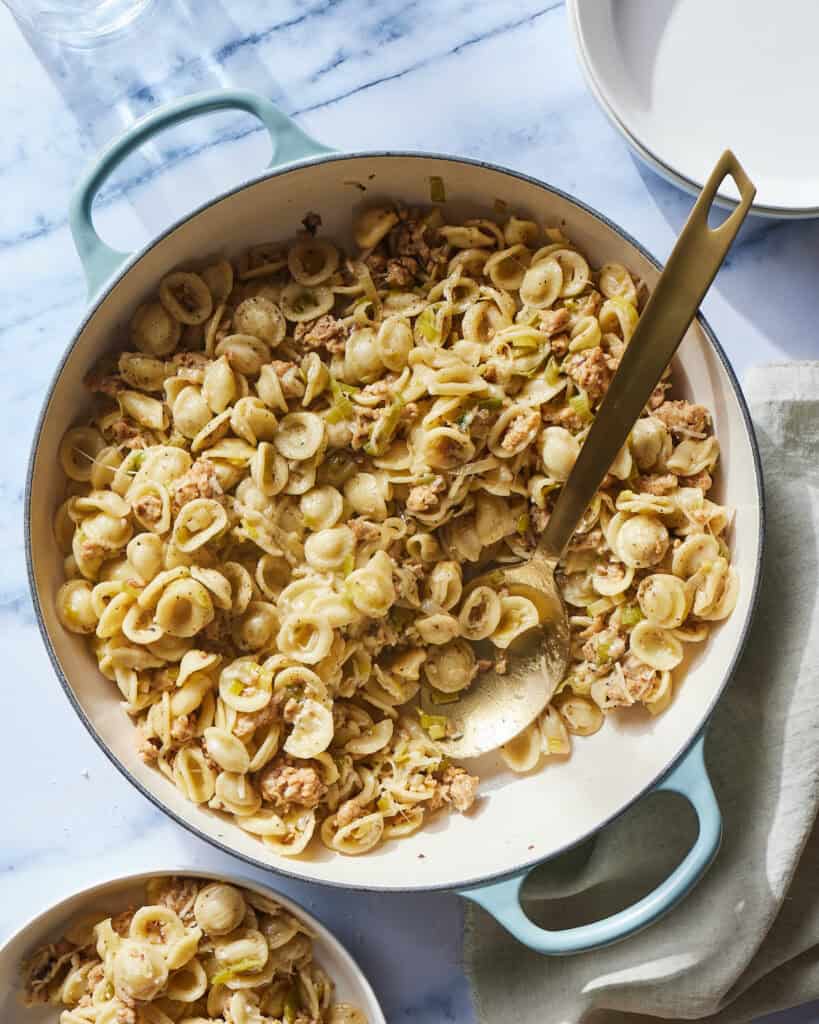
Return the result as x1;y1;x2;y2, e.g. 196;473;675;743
568;0;819;218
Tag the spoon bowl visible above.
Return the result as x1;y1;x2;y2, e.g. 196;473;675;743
421;556;569;758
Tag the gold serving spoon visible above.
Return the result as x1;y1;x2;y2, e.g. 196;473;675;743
421;151;755;759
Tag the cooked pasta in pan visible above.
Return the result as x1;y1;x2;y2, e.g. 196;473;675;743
54;203;737;856
21;876;366;1023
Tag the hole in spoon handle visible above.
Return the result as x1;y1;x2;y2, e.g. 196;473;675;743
695;150;757;239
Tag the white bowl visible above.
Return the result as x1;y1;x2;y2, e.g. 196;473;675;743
0;869;386;1023
568;0;819;218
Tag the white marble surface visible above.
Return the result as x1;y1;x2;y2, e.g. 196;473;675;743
1;2;818;1021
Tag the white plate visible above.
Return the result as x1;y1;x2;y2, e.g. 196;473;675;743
568;0;819;218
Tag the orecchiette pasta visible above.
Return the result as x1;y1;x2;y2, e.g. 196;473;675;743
130;301;181;355
500;720;541;772
53;203;736;854
637;573;689;629
21;876;367;1023
56;580;98;634
541;425;580;481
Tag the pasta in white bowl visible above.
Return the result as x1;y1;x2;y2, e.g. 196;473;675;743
52;203;737;860
12;873;377;1024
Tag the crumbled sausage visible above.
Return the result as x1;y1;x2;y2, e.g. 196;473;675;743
109;419;149;448
171;458;223;514
682;469;712;491
388;210;448;277
542;403;586;433
133;493;164;528
622;655;656;698
564;347;613;403
550;333;569;358
170;715;195;743
360;378;395;402
363;249;388;277
406;475;446;513
349;518;382;543
582;626;626;668
539;307;570;336
271;360;306;399
152;877;201;921
446;767;480;812
430;766;479;813
335;797;365;828
594;656;655;709
653;400;711;437
233;700;280;739
171;351;209;382
294;314;348;355
172;351;208;369
384;255;419;288
80;537;106;563
573;290;603;318
595;670;634;708
636;473;678;496
85;372;125;397
137;731;161;763
259;761;327;810
501;410;539;452
85;962;105;992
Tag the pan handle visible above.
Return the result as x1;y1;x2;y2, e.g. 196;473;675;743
459;734;721;954
68;89;331;298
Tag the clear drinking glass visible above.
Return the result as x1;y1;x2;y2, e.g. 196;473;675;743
3;0;153;48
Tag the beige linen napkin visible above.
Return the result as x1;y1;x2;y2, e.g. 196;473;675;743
465;362;819;1024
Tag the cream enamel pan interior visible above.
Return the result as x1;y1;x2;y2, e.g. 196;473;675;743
0;869;386;1023
27;151;763;893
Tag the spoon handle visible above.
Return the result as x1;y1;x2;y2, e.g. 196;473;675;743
539;150;755;561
